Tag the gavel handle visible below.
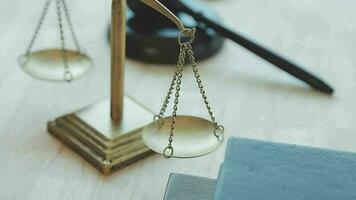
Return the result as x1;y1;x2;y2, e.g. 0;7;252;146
173;0;334;95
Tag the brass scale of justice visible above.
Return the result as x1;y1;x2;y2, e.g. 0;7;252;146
20;0;224;174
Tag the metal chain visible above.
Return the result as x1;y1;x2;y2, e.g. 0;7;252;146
55;0;72;82
186;44;216;124
155;44;187;120
61;0;81;52
163;43;187;158
160;29;224;158
25;0;53;57
186;43;224;141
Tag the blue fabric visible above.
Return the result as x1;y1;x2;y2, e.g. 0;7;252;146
163;173;216;200
214;137;356;200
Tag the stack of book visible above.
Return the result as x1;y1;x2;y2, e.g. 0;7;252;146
163;137;356;200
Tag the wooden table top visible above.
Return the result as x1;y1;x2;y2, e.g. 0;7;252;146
1;0;355;199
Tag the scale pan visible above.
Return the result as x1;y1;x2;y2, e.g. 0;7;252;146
19;49;93;81
142;115;223;158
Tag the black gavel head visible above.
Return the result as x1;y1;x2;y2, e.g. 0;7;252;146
127;0;180;17
119;0;224;64
127;0;180;32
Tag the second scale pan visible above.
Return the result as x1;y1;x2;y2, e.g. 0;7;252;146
142;115;224;158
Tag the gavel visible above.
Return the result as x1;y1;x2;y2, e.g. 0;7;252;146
125;0;334;94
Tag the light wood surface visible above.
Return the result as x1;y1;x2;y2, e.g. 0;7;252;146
1;0;355;199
